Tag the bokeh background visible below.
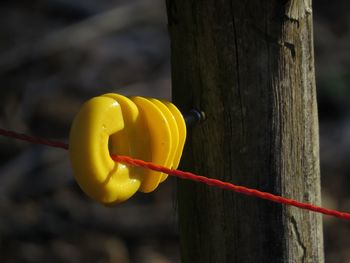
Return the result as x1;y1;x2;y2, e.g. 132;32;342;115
0;0;349;262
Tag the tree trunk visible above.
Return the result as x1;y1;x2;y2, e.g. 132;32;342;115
166;0;324;262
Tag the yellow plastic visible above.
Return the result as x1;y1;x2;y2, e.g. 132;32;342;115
69;93;187;204
148;98;179;182
130;96;172;192
162;100;187;170
69;96;141;205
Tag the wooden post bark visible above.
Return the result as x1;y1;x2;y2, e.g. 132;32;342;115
166;1;324;262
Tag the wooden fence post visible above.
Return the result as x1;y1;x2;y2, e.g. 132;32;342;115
166;1;324;262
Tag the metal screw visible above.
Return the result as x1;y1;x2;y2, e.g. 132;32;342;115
183;109;205;128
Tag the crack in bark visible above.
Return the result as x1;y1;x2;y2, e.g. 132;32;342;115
249;22;296;59
230;2;245;139
291;216;307;263
280;41;296;59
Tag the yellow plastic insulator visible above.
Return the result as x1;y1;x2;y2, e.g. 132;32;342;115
69;93;187;204
162;100;187;170
69;96;141;205
130;96;172;192
147;98;179;183
103;93;150;163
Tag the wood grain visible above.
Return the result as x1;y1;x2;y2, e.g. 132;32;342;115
166;0;324;262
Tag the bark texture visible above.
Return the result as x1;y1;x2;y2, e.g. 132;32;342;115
166;0;324;262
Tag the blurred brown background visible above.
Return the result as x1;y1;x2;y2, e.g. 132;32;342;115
0;0;349;262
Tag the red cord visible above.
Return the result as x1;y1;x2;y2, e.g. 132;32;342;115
1;127;350;221
0;128;68;150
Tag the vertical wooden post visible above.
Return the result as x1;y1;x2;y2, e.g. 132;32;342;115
166;0;324;262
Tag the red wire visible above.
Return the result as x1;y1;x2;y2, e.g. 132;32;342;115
113;155;350;220
1;127;350;221
0;128;68;150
